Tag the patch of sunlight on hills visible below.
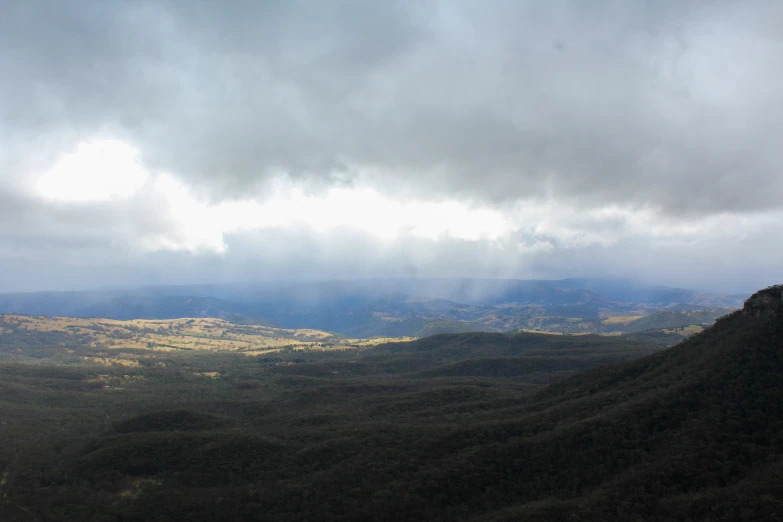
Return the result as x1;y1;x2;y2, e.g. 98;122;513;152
0;315;415;368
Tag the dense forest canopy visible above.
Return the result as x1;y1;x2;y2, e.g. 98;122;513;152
0;286;780;520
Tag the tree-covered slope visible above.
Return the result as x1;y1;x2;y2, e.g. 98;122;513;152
0;286;779;521
602;307;734;333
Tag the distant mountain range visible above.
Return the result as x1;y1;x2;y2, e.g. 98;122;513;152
0;278;747;337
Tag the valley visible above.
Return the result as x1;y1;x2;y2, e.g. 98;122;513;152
0;314;409;368
0;304;722;373
0;278;741;338
0;285;780;520
5;1;780;519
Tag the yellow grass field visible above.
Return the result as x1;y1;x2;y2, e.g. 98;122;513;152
0;314;415;368
601;315;645;325
663;324;704;336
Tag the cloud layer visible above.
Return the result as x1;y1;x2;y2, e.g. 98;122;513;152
1;0;782;293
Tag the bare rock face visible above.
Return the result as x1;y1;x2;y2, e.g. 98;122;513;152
742;285;783;318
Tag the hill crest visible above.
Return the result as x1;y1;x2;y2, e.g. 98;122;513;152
743;284;783;318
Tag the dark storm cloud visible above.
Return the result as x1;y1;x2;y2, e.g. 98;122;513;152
0;186;177;258
2;0;782;295
3;0;783;214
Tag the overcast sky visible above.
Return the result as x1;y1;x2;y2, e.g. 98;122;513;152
1;0;781;293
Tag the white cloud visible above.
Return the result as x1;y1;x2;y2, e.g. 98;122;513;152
36;139;149;202
147;172;515;253
19;136;783;281
3;0;782;294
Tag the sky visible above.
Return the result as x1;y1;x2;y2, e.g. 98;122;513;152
1;0;782;293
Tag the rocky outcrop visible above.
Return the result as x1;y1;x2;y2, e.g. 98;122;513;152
742;285;782;318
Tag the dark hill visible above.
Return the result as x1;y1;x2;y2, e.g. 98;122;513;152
464;284;783;519
0;286;780;521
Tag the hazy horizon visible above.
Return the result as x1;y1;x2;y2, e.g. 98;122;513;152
0;275;755;298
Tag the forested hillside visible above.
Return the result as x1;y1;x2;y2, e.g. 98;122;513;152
0;286;779;521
